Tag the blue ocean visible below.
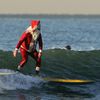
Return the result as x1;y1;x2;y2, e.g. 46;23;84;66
0;15;100;100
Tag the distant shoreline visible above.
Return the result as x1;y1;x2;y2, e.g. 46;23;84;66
0;14;100;18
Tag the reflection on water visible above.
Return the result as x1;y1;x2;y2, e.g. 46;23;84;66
17;90;94;100
18;94;26;100
18;93;41;100
0;87;96;100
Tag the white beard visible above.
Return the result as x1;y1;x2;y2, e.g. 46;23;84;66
26;26;40;52
31;30;40;41
30;30;40;52
26;26;40;41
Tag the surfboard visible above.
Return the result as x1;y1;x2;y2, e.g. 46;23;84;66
0;71;94;85
0;72;17;76
43;78;94;84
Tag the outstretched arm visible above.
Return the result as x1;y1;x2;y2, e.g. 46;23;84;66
13;32;27;57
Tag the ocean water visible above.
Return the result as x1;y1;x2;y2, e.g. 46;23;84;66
0;15;100;51
0;15;100;100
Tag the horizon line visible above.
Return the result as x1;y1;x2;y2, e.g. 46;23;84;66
0;13;100;16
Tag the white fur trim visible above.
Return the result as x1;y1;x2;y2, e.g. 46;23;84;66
39;49;42;53
36;67;40;71
17;65;21;70
15;48;18;51
26;26;33;33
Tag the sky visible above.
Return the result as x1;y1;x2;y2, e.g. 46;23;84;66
0;0;100;14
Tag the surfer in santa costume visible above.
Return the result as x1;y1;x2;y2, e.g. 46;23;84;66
13;20;43;74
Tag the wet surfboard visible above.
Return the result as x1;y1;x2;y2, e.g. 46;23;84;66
0;72;94;84
43;78;94;84
0;72;17;76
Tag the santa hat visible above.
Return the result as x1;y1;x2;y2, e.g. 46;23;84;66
26;20;40;33
31;20;40;30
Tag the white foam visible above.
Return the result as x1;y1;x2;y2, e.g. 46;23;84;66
0;69;43;92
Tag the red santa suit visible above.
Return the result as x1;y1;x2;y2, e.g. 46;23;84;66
15;20;43;69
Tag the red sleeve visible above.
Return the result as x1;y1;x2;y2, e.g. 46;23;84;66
38;33;43;50
16;32;27;49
